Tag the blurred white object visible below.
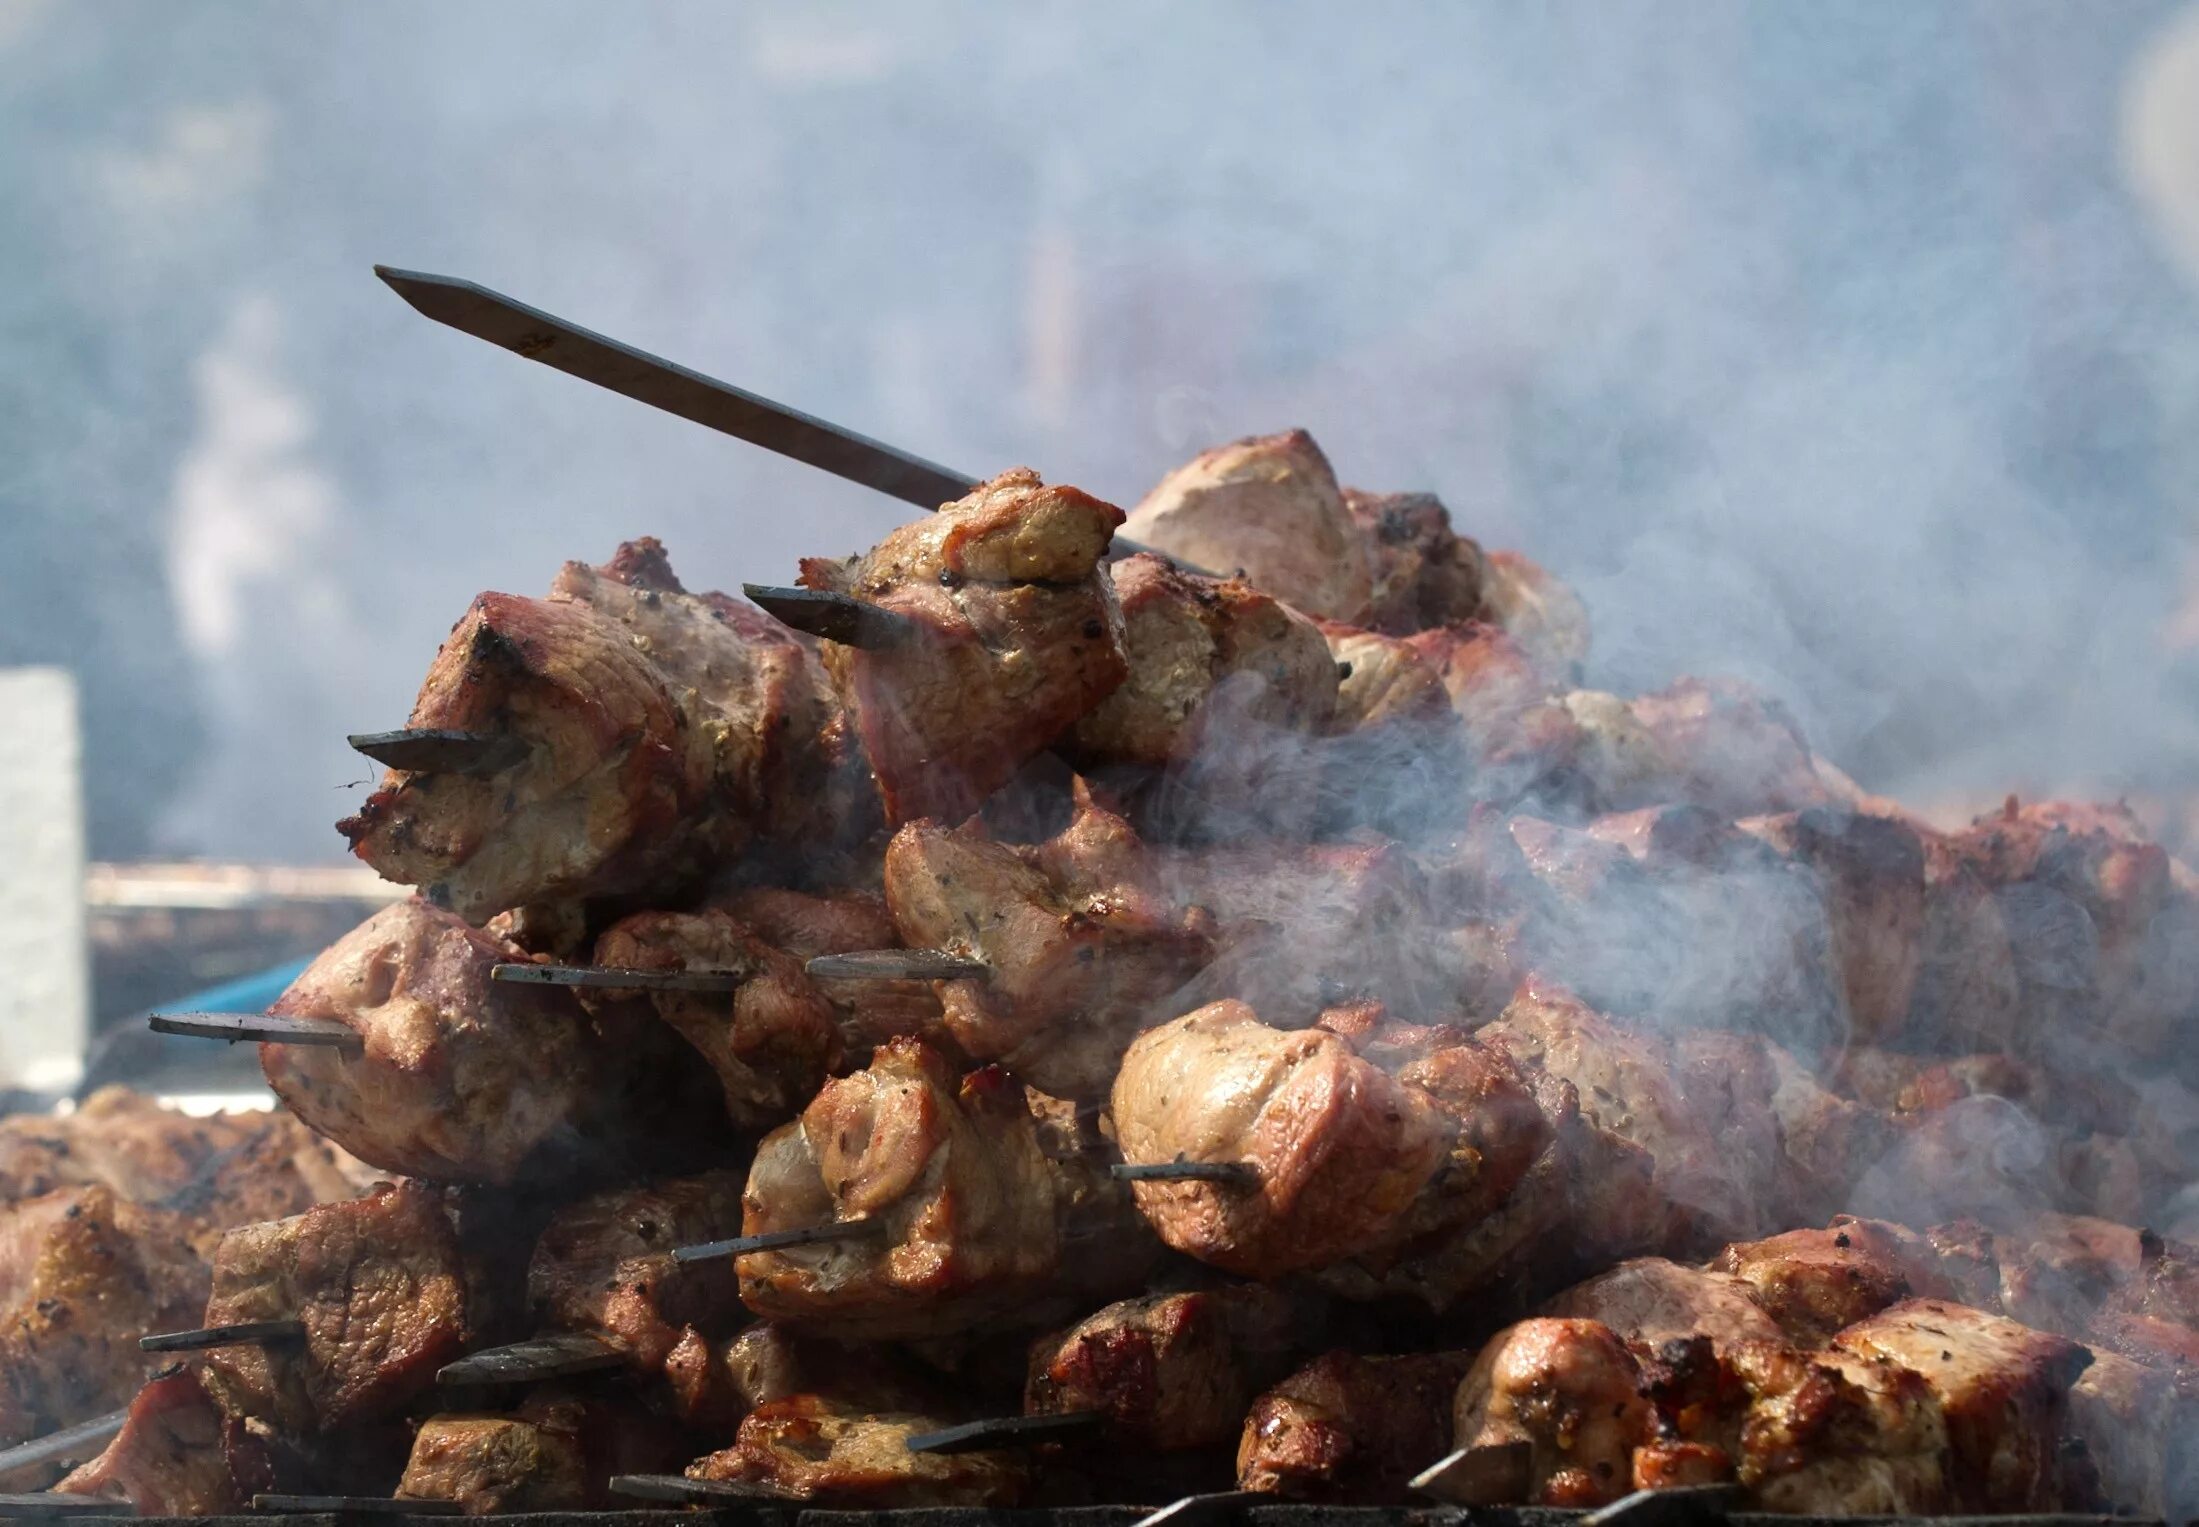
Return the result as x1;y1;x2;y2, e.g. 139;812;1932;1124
0;668;87;1091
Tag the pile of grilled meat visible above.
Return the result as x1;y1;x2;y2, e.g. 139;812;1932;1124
31;429;2199;1516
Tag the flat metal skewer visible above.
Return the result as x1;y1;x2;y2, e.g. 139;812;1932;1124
490;962;747;994
346;728;527;776
372;266;1209;570
742;586;919;649
0;1495;125;1517
1110;1159;1258;1187
1411;1441;1533;1506
804;950;990;982
147;1014;361;1054
435;1331;624;1387
0;1411;129;1478
609;1474;799;1506
1130;1490;1267;1527
1580;1482;1743;1527
903;1411;1108;1456
256;1497;462;1517
141;1319;307;1354
672;1219;887;1265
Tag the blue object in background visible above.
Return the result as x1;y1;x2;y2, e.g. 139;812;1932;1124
150;959;314;1020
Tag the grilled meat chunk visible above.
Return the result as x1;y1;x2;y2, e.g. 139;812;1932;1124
585;910;842;1128
1723;1338;1951;1513
1573;677;1834;819
341;540;853;920
688;1392;1027;1506
1025;1285;1297;1450
1404;623;1580;802
0;1186;207;1448
1068;553;1336;768
1740;808;1926;1043
738;1039;1155;1340
1452;1318;1649;1508
1478;549;1592;679
1710;1220;1952;1346
1345;489;1488;635
2063;1349;2198;1519
53;1370;265;1517
394;1389;675;1516
1236;1350;1470;1503
1319;622;1454;734
1540;1258;1785;1351
800;468;1128;825
1121;430;1372;622
262;898;638;1185
1831;1298;2090;1512
707;887;953;1057
198;1182;470;1435
525;1171;747;1418
881;787;1216;1098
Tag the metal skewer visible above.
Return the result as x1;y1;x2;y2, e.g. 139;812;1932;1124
0;1495;125;1517
609;1474;799;1506
140;1319;307;1354
346;728;527;776
742;586;920;650
1411;1441;1533;1506
1110;1159;1258;1187
372;266;1211;571
903;1411;1107;1455
489;962;747;994
0;1411;130;1478
434;1331;624;1387
256;1497;462;1517
1580;1483;1743;1527
148;1013;361;1054
672;1219;888;1265
804;950;990;982
1130;1490;1267;1527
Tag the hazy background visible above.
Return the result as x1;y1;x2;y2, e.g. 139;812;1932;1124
10;0;2199;866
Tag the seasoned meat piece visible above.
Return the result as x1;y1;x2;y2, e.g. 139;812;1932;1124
1319;622;1454;733
1405;623;1580;802
2063;1349;2198;1518
1452;1318;1649;1508
1992;1212;2199;1348
1068;553;1336;767
1477;549;1591;679
1905;831;2022;1051
1583;677;1833;819
262;898;637;1185
710;887;952;1056
1750;1041;1897;1217
1710;1221;1952;1346
687;1393;1027;1506
395;1390;616;1515
800;468;1128;825
1120;430;1372;622
1831;1298;2090;1512
1345;488;1488;635
738;1040;1155;1340
1110;1003;1450;1278
586;910;842;1129
1540;1259;1784;1352
198;1182;470;1435
342;540;855;920
0;1186;207;1449
1236;1350;1470;1503
525;1171;747;1418
1025;1286;1298;1450
881;788;1215;1098
1723;1339;1951;1513
1740;808;1925;1043
53;1371;265;1517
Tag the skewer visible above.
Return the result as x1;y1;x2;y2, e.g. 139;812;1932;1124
671;1219;888;1265
803;949;990;982
0;1495;124;1517
1580;1482;1743;1527
902;1411;1108;1456
0;1411;130;1478
147;1013;361;1054
434;1331;624;1388
254;1497;462;1517
742;585;919;650
1410;1441;1533;1506
140;1319;307;1354
345;728;527;776
609;1474;800;1506
489;962;746;994
1110;1159;1259;1187
370;266;1212;572
1129;1489;1267;1527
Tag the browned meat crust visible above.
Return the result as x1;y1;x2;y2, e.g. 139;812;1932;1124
687;1392;1028;1506
1236;1349;1470;1503
1345;489;1489;635
801;469;1128;825
54;1371;266;1516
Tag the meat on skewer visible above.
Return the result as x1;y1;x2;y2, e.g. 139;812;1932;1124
798;468;1130;826
1235;1349;1472;1504
736;1038;1161;1341
341;538;864;922
685;1393;1029;1508
51;1371;265;1518
260;898;707;1184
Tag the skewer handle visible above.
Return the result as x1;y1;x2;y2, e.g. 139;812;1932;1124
1110;1160;1258;1187
489;962;747;994
672;1219;886;1264
903;1411;1108;1455
434;1331;623;1387
140;1319;307;1353
804;949;989;982
148;1014;361;1054
347;729;526;776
